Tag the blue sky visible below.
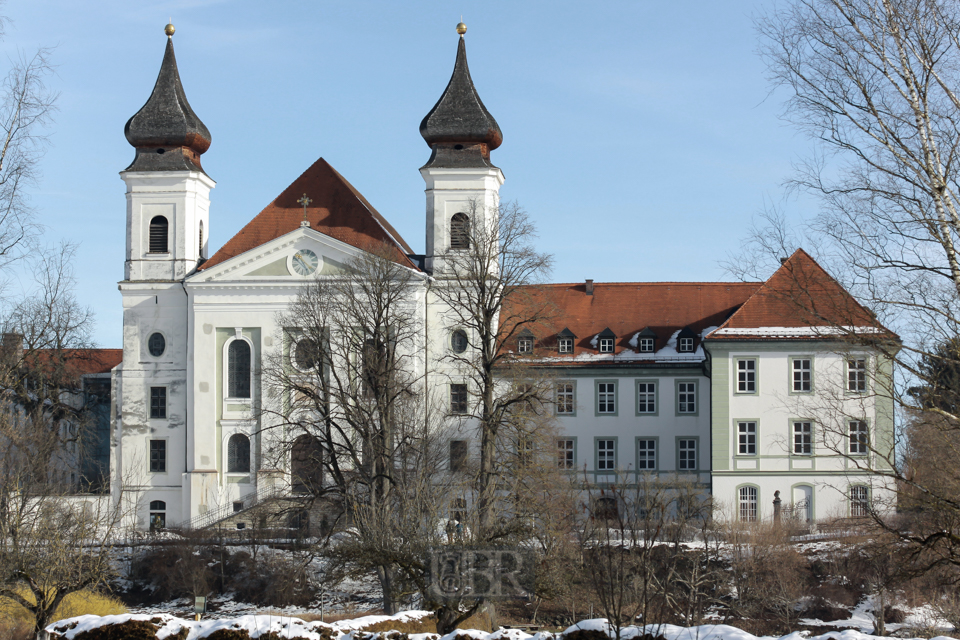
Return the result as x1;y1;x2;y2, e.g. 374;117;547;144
2;1;816;347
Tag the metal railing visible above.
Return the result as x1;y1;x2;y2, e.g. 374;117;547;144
176;483;288;531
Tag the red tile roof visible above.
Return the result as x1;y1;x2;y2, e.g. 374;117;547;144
199;157;417;272
709;249;894;339
29;348;122;381
501;282;761;361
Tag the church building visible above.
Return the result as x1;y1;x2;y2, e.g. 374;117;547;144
110;23;895;530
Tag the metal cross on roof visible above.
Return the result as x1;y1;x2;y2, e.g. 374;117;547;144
297;193;312;222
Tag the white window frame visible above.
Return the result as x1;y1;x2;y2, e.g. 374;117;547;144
738;486;758;522
678;438;697;471
792;357;812;393
678;337;694;352
793;421;812;455
636;439;657;471
558;439;576;469
599;337;615;353
847;358;867;393
556;381;576;415
849;420;869;455
850;485;870;517
558;337;573;354
737;421;757;456
597;381;617;415
597;438;616;471
639;337;655;353
518;336;533;354
736;358;757;393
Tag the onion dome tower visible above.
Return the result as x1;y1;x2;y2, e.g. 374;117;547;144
419;21;502;169
124;23;212;173
420;22;504;274
121;23;214;282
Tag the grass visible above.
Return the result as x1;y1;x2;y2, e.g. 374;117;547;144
0;586;127;627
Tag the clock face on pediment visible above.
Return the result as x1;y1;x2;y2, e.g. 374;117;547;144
290;249;320;276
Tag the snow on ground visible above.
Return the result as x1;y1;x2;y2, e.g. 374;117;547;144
45;615;960;640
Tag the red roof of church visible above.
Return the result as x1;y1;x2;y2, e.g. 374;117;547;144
29;348;122;380
199;158;417;272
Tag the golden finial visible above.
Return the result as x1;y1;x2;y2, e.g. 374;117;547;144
164;23;176;37
456;21;467;36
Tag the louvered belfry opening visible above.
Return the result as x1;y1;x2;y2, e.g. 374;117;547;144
450;213;470;249
227;433;251;472
228;340;251;398
149;215;169;253
198;220;204;257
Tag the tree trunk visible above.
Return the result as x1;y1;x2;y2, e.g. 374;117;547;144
378;565;397;615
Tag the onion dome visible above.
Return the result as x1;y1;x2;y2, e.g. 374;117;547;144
420;24;502;168
123;25;211;173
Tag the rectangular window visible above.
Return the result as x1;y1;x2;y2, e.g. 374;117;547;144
736;359;756;393
849;420;869;455
150;387;167;419
792;358;812;392
450;383;468;414
678;382;697;414
850;485;870;517
518;337;533;354
149;439;166;473
517;436;533;466
637;439;656;470
558;337;573;354
558;439;575;469
597;382;616;414
599;337;614;353
848;359;867;392
556;382;575;415
793;421;812;455
597;439;616;470
739;486;758;522
679;337;694;352
678;438;697;471
737;421;757;455
637;381;656;414
450;440;467;472
639;337;654;353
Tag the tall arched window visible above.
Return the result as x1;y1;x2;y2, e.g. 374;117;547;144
738;486;758;522
149;216;169;253
228;340;251;398
227;433;251;472
450;213;470;250
292;435;323;495
198;220;204;258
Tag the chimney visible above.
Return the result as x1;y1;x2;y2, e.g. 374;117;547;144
585;279;594;296
780;257;788;264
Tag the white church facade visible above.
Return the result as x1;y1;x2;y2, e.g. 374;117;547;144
109;24;896;531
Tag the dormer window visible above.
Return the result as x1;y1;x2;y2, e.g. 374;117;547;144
517;328;535;354
556;328;577;354
597;328;616;354
677;327;696;353
637;328;657;353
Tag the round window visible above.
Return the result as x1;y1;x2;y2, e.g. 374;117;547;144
451;329;468;354
148;332;165;357
294;338;319;371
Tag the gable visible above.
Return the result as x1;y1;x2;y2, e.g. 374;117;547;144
709;248;894;340
199;157;418;273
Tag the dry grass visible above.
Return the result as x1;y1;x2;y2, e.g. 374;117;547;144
0;587;127;626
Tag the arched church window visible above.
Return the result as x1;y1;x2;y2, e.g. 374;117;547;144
227;433;251;473
228;340;251;398
149;216;169;253
450;213;470;250
291;435;323;495
199;220;204;258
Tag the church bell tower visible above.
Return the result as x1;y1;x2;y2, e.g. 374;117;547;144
420;22;504;275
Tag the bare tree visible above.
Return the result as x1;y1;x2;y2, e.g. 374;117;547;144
722;0;960;567
430;200;554;540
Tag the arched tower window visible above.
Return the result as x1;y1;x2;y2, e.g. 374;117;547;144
227;340;251;399
198;220;204;258
227;433;251;472
149;216;169;253
450;213;470;250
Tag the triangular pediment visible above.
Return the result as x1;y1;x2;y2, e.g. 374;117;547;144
188;226;365;283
